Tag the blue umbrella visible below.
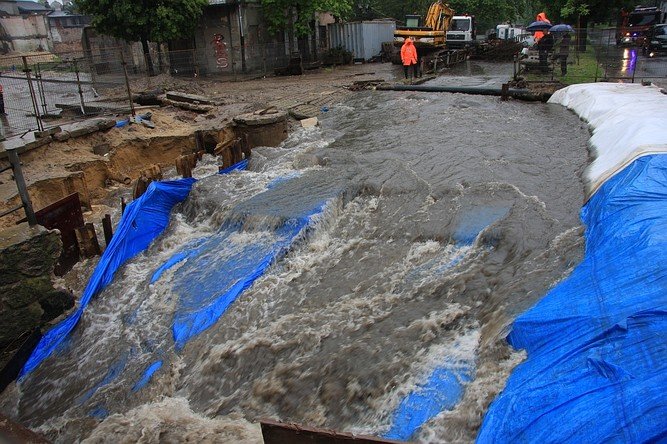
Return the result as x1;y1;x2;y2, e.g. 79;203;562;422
526;21;552;32
550;24;574;33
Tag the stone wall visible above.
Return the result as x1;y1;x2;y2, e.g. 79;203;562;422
49;24;84;54
0;224;74;370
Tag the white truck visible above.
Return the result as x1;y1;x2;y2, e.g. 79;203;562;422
446;15;476;49
495;24;535;47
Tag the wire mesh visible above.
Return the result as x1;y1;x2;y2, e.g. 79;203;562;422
0;50;134;138
0;32;664;138
0;42;300;139
513;27;667;85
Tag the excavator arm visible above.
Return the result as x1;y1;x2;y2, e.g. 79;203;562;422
425;1;455;35
394;1;455;46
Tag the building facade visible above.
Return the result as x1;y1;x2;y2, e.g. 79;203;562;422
0;0;52;53
169;0;326;77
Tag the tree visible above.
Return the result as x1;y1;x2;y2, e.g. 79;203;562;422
448;0;520;32
541;0;637;50
75;0;207;76
366;0;529;32
544;0;636;25
260;0;354;52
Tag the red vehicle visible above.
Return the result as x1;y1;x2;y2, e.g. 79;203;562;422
617;6;662;46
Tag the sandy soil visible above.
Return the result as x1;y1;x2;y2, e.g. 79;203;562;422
0;62;397;230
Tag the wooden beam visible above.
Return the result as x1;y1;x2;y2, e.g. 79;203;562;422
260;419;405;444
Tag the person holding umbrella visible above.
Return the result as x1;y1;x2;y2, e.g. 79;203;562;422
537;30;554;72
533;12;551;42
556;32;572;76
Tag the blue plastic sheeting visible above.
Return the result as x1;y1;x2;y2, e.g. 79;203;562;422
150;251;191;284
132;360;163;392
77;352;130;405
478;154;667;443
385;367;473;441
20;179;196;377
88;406;109;419
452;206;508;245
384;208;509;441
266;172;302;189
220;158;248;174
170;203;324;349
20;161;250;378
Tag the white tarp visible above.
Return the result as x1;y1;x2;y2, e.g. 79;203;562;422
548;83;667;199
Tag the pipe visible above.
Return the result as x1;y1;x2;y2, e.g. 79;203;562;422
376;84;552;102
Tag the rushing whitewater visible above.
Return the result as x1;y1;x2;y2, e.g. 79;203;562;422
0;84;590;443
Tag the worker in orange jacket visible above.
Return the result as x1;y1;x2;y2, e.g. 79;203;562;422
534;11;551;42
400;37;418;80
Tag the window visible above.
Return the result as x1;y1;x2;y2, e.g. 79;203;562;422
450;19;470;32
628;13;659;26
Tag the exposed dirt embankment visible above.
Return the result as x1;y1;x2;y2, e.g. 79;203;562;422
0;63;394;230
0;110;207;229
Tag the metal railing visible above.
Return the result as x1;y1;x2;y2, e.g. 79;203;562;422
0;42;331;138
512;27;667;85
0;50;134;138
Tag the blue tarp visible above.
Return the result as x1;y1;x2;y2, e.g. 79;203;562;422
385;366;473;441
384;207;508;441
132;360;163;392
20;179;196;377
156;204;324;349
20;161;249;378
478;154;667;443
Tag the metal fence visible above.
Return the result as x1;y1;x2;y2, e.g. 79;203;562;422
0;42;326;138
0;50;134;138
513;27;667;85
4;30;662;138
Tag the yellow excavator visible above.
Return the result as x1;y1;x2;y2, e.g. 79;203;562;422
394;1;455;49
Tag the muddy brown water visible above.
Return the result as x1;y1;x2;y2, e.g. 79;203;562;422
0;80;590;443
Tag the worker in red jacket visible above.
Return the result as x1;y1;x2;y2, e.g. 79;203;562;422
400;37;418;80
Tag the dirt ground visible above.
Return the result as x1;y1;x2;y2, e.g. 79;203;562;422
0;62;398;230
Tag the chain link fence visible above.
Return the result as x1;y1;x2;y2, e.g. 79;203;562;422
2;30;664;138
513;27;667;85
0;50;134;138
0;42;324;138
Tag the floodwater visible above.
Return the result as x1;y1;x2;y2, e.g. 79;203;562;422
0;64;591;443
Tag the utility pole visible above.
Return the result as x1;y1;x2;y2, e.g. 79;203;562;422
238;1;247;73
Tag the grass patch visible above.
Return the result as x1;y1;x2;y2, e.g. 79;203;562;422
561;48;602;84
522;46;602;85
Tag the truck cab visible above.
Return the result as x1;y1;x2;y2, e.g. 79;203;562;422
618;6;661;46
446;15;476;49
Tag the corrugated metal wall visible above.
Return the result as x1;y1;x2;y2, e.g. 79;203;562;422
328;21;396;60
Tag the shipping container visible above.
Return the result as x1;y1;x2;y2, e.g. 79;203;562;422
327;21;396;61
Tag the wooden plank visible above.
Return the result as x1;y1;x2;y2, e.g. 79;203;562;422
102;214;113;246
75;222;101;258
35;192;84;275
260;419;405;444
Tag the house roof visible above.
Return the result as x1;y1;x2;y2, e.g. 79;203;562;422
16;0;51;13
48;9;72;17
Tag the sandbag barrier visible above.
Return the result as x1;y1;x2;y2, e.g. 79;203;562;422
478;83;667;442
